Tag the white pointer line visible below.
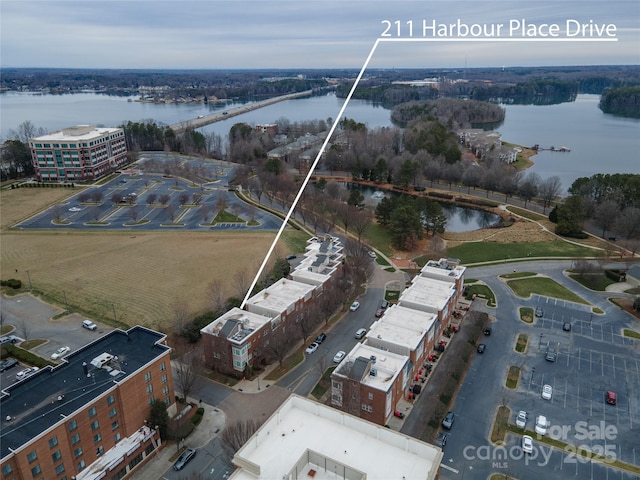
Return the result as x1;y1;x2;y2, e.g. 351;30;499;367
240;39;382;309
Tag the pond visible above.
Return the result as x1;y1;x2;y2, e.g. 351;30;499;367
355;185;501;233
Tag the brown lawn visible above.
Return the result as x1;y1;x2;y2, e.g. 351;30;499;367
1;187;280;329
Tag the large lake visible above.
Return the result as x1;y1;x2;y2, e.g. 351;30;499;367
1;91;638;193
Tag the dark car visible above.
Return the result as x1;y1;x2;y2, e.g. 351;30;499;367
477;344;486;353
483;327;492;336
0;358;18;372
442;411;455;430
173;448;196;470
435;432;447;448
315;333;327;344
535;306;544;318
562;322;571;332
545;347;557;362
285;254;297;261
381;300;389;309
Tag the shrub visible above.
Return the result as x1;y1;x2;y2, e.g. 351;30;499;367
1;279;22;289
4;345;55;369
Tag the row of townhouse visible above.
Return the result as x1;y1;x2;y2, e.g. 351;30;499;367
201;235;344;376
457;128;519;164
331;258;466;426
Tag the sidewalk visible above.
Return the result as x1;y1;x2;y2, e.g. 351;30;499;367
126;398;226;480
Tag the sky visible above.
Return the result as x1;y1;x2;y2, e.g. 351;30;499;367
1;0;639;70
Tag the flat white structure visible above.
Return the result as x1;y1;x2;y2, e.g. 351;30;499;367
420;258;466;283
245;278;316;319
367;305;437;357
230;395;442;480
399;276;457;315
201;307;271;343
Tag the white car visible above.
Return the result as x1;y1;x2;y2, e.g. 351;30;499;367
349;301;360;311
368;251;377;258
82;319;97;331
51;346;71;360
542;384;552;400
305;343;319;355
516;410;528;428
333;351;346;363
522;435;533;454
16;367;39;380
68;206;82;212
535;415;548;436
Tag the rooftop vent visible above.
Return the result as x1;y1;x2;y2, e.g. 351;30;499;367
369;368;377;377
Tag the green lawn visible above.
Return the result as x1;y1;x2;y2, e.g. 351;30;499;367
506;206;548;221
569;273;617;291
464;284;497;307
520;307;534;323
624;329;640;340
361;223;393;257
507;277;590;304
448;241;598;264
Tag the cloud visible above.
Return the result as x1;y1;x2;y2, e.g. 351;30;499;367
1;1;638;69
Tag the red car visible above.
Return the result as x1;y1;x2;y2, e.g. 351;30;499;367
375;309;384;318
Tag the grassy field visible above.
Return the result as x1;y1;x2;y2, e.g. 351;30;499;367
0;186;300;329
448;241;600;264
507;276;590;305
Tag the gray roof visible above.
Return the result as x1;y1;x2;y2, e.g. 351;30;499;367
1;326;169;457
348;356;371;381
627;264;640;281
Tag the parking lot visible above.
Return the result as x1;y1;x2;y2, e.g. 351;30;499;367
440;268;640;480
0;293;111;386
14;154;283;231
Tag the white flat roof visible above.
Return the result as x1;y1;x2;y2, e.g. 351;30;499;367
368;305;436;351
400;276;456;312
231;395;442;480
200;307;271;336
246;278;316;314
32;125;121;141
335;343;407;391
290;268;332;286
421;259;466;282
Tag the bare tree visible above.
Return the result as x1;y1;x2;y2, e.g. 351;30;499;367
351;209;373;242
538;176;563;213
111;192;123;204
192;193;202;205
166;204;177;223
234;269;250;299
179;193;189;206
200;204;211;223
159;194;171;205
91;190;103;203
146;193;157;205
207;279;226;314
593;200;620;238
266;334;296;367
52;205;64;222
171;299;191;335
344;237;375;287
221;419;262;456
128;206;139;223
91;206;101;222
9;120;46;143
173;354;203;403
16;317;31;341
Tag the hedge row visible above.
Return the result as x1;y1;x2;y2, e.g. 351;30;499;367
427;191;454;200
1;279;22;289
11;182;76;188
3;344;56;369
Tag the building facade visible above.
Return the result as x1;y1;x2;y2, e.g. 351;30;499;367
29;125;127;182
0;326;175;480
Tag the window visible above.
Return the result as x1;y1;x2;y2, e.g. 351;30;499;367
107;394;115;405
109;408;117;418
73;447;83;458
114;432;121;443
71;434;80;445
94;433;102;444
55;463;65;475
96;446;104;456
88;406;97;418
160;362;166;371
2;465;12;475
361;404;373;413
164;397;170;406
52;450;61;462
91;420;99;431
77;460;85;471
48;436;59;448
149;397;155;405
162;386;169;396
368;392;374;400
146;385;153;394
111;420;119;431
161;374;167;384
144;372;151;382
68;420;77;431
31;465;41;476
27;450;38;463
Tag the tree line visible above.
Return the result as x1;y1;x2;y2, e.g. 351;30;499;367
599;86;640;118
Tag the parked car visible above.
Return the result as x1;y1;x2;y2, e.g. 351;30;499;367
563;322;572;331
606;390;617;405
82;319;97;331
542;384;553;400
535;306;544;317
0;335;20;345
368;251;377;258
285;254;297;260
305;343;319;355
435;432;447;448
354;328;367;340
315;333;327;344
173;448;196;470
477;344;486;354
51;346;71;360
350;301;360;311
545;347;557;362
516;410;528;428
16;367;39;381
333;351;346;363
375;309;384;318
0;358;19;372
483;327;492;335
380;300;389;309
522;435;533;454
442;411;455;430
535;415;548;436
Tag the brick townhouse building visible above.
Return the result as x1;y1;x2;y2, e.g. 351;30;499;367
0;326;175;480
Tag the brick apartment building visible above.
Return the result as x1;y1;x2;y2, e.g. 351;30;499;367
331;258;466;425
202;235;344;377
29;125;128;182
0;326;175;480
